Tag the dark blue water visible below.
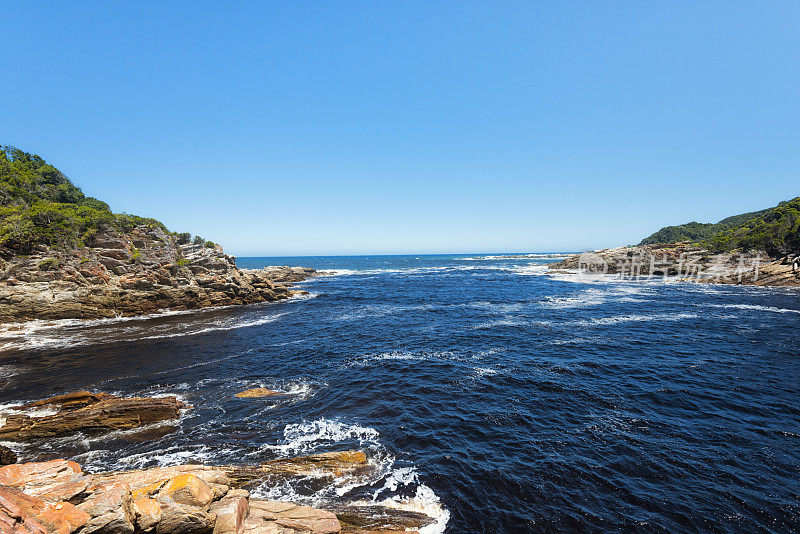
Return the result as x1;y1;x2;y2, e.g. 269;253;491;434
1;254;799;533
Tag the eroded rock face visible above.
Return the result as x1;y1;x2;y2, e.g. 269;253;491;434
0;392;186;441
0;484;91;534
0;225;320;323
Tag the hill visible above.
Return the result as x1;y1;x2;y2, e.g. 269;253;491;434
0;146;220;253
0;146;316;322
639;197;800;257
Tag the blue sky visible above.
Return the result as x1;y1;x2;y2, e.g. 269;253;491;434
2;2;798;255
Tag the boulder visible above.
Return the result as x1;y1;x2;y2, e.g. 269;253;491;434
154;496;215;534
0;445;16;466
157;474;214;508
244;500;340;534
0;459;87;499
210;495;248;534
0;393;186;441
130;498;162;532
0;485;90;534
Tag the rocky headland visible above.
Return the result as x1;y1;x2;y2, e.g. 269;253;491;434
0;146;323;323
0;224;321;323
548;196;800;287
548;243;800;286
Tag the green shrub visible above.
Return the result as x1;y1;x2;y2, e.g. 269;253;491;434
176;257;189;267
0;146;168;253
204;241;215;248
38;258;60;271
640;197;800;256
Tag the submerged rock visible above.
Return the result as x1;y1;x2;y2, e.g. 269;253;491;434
0;392;187;441
334;504;433;533
234;388;282;398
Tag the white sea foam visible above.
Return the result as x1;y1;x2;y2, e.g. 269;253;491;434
706;303;800;314
265;418;381;455
142;312;287;340
473;318;530;329
346;350;476;368
257;417;449;532
473;367;499;377
574;313;699;326
367;466;451;534
113;445;216;470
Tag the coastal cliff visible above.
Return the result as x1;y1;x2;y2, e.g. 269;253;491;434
0;146;318;322
0;225;318;322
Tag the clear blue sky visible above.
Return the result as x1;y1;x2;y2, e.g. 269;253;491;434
2;2;798;256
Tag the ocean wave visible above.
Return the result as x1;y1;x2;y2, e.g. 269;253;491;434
0;308;291;352
256;418;449;532
367;466;451;534
142;312;288;340
461;253;571;261
574;313;699;326
705;303;800;314
345;350;477;368
473;318;531;329
265;418;381;456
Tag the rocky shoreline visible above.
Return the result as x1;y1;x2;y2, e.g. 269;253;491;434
0;392;438;534
548;243;800;287
0;225;322;323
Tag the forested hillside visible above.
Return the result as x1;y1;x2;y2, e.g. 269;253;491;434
0;146;217;254
640;198;800;256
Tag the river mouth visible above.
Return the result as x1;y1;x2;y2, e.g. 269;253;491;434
2;254;799;533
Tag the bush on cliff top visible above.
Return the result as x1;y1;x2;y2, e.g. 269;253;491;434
0;146;168;253
640;197;800;256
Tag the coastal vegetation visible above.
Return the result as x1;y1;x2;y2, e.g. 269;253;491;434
0;146;217;253
640;197;800;256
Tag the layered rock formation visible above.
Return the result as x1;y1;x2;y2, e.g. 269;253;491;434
0;225;320;323
548;243;800;287
0;390;436;533
0;392;186;442
0;459;431;534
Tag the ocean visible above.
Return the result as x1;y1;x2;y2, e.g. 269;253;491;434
1;254;799;533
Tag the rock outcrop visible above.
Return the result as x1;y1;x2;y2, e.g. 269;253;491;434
0;392;186;442
233;389;282;399
0;225;320;323
220;451;370;487
0;460;434;534
548;243;800;287
0;446;15;466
